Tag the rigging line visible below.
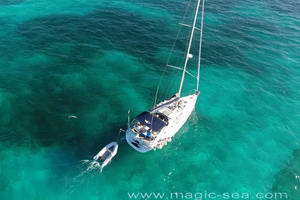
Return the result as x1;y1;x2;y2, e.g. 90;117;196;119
178;0;202;97
197;0;206;91
166;0;192;66
165;1;194;98
153;0;193;108
167;64;196;78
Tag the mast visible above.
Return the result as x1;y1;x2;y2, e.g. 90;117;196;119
178;0;202;97
196;0;205;91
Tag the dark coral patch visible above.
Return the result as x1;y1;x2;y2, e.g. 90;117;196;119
0;0;25;6
17;8;172;64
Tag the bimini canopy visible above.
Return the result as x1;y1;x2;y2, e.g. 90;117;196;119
135;111;167;132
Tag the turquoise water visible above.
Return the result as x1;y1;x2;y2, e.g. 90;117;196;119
0;0;299;199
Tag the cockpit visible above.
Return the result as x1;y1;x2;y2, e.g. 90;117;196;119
130;111;169;140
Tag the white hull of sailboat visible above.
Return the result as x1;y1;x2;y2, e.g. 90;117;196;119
126;93;198;153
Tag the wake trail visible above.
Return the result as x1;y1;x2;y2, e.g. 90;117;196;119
64;159;103;196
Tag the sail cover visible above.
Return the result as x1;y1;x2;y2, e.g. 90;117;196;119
135;111;167;132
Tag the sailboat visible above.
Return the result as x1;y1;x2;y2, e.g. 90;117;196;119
126;0;206;153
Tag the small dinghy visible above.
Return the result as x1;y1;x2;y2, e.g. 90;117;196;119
93;142;118;171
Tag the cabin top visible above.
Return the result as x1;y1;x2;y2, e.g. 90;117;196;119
134;111;168;132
